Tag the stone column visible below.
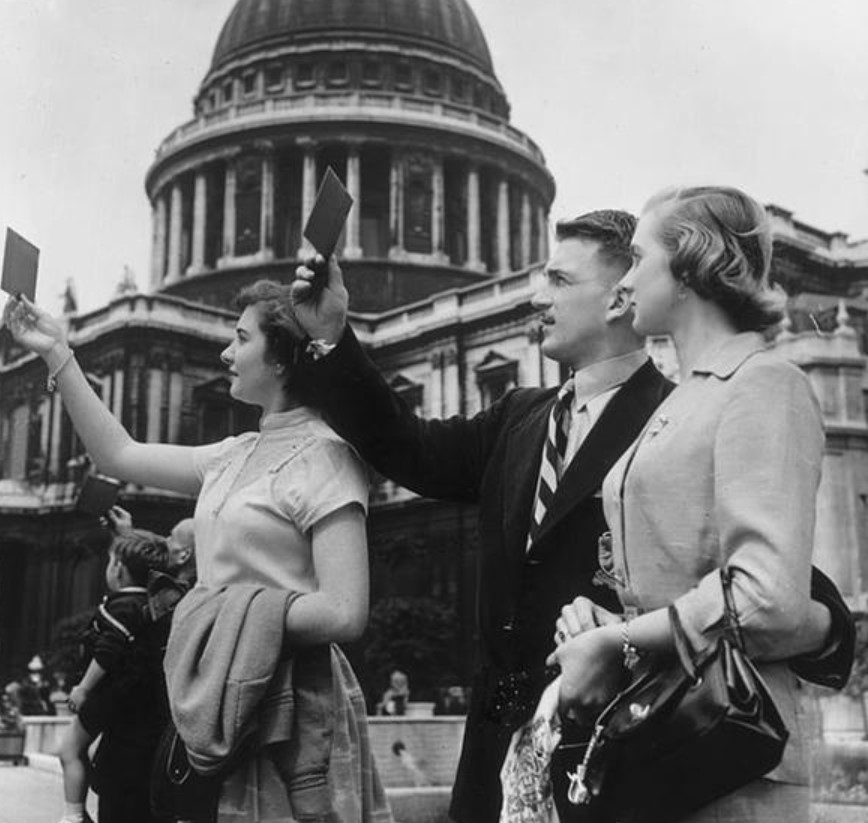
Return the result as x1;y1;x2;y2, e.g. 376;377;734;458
146;367;164;443
496;177;511;273
297;144;317;257
520;190;532;268
443;347;461;416
344;145;362;259
222;159;237;261
150;194;168;290
259;150;275;260
167;367;184;444
189;169;208;274
111;366;125;419
429;351;445;417
466;165;483;271
389;152;405;255
49;393;63;477
432;155;446;259
537;205;549;261
166;183;183;282
39;397;51;464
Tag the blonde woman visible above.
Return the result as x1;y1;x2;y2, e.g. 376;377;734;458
551;186;831;822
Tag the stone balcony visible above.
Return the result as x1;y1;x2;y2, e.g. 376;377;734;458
152;91;548;168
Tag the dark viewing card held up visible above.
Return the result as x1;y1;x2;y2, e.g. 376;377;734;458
75;473;122;517
1;228;39;301
303;166;354;259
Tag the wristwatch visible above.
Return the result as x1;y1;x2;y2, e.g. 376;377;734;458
306;338;337;361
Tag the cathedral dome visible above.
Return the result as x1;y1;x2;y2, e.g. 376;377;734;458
211;0;494;74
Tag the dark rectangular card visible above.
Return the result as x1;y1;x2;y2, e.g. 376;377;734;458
303;166;354;258
75;473;122;516
1;228;39;301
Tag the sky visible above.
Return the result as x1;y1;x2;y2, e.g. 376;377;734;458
1;0;867;314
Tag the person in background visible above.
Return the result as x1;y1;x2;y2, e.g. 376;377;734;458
59;529;169;823
105;506;197;589
18;655;53;716
377;669;410;716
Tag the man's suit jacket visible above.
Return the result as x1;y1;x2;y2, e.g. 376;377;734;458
307;329;672;823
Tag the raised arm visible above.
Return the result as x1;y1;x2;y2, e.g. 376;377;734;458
4;296;200;495
290;257;506;502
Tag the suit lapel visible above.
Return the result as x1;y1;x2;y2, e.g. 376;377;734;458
528;361;668;553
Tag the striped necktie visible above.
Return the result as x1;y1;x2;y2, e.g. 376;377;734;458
527;379;574;549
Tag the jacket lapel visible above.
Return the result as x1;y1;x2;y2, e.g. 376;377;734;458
528;361;669;553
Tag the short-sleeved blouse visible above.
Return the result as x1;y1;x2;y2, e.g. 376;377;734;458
190;406;369;591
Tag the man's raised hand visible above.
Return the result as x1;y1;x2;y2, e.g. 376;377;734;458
290;254;349;345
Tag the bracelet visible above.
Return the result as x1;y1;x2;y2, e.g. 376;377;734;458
46;342;74;393
621;619;641;671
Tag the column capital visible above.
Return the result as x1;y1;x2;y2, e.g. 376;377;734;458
252;139;275;156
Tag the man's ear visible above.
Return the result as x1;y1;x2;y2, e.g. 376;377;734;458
605;286;632;323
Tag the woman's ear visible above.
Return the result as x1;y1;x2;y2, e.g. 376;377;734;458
605;285;632;323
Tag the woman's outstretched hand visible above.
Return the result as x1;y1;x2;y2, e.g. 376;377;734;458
3;295;66;358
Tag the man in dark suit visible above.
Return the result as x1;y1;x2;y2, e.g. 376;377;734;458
291;211;851;823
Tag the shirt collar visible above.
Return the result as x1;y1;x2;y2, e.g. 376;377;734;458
570;348;648;409
259;406;320;431
691;332;767;379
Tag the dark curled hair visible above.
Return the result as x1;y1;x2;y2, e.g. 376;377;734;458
555;210;637;275
235;280;308;395
111;530;169;587
644;186;784;332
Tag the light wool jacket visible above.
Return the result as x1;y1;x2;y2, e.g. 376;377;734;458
602;332;824;785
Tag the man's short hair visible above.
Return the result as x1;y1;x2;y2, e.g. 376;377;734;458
555;210;636;273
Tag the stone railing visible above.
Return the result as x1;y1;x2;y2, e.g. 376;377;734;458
153;91;547;167
20;712;465;789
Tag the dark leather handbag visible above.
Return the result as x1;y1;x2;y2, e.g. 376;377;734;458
564;567;789;823
150;720;221;822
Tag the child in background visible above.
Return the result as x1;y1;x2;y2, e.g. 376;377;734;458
58;529;169;823
105;506;197;587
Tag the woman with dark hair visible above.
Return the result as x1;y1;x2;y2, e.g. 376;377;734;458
5;281;392;823
550;186;831;822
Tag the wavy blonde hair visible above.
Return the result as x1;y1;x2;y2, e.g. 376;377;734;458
644;186;785;331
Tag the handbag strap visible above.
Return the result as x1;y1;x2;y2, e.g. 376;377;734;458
720;566;746;651
668;604;700;683
669;567;746;681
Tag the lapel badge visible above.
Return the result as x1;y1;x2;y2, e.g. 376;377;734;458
646;413;669;438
